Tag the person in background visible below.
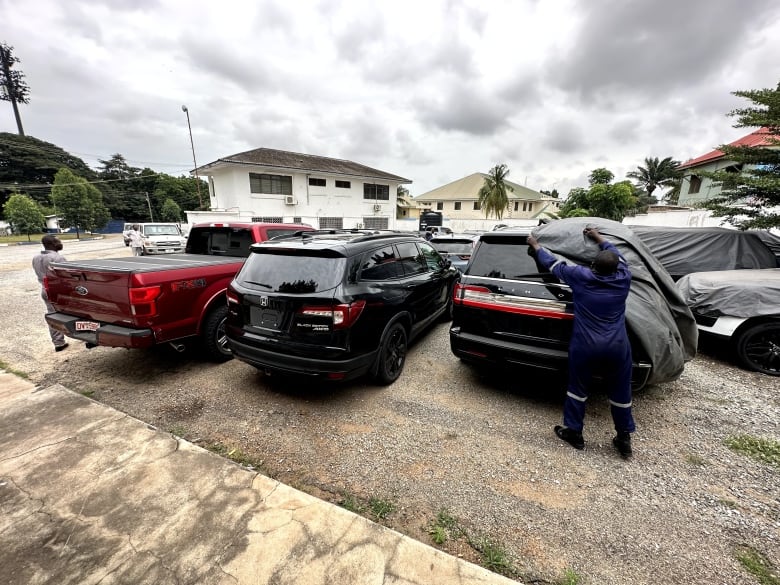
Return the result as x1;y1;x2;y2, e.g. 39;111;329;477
32;234;69;352
126;224;143;256
526;227;635;459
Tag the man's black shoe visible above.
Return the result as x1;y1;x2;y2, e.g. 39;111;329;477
554;425;584;450
54;343;69;352
613;432;633;459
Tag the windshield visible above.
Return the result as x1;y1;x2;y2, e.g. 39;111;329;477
238;251;346;293
144;225;181;236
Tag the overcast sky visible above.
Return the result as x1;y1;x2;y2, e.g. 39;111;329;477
2;0;779;198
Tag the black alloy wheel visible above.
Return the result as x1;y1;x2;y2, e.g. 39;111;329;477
202;304;233;362
374;322;408;385
735;322;780;376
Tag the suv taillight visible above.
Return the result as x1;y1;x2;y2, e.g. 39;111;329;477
453;283;572;320
298;300;366;329
129;285;161;317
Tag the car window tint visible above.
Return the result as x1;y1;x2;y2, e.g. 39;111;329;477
418;242;446;271
239;250;345;292
361;245;402;281
432;241;473;255
397;242;428;276
468;236;550;279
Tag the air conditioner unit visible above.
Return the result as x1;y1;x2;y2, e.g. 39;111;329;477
373;204;382;212
284;195;296;205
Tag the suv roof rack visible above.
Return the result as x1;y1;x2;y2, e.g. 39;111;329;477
271;229;420;243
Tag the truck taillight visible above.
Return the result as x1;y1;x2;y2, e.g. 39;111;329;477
298;300;366;329
43;276;50;295
129;285;161;316
453;283;572;319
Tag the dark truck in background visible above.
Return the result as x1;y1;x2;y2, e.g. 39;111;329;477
44;222;313;361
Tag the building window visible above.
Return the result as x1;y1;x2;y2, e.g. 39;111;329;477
473;201;481;211
335;180;351;189
364;183;390;201
363;216;389;230
319;217;343;229
688;175;702;195
308;177;326;187
454;202;461;211
293;216;302;224
436;202;443;210
513;202;519;211
249;173;292;195
250;216;284;223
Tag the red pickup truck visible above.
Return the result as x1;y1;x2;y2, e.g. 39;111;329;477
44;222;313;361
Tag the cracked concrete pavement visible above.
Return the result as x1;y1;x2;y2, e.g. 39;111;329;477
0;371;519;585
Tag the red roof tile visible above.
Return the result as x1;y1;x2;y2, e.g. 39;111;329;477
679;127;776;169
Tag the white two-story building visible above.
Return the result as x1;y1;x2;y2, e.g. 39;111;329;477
185;147;410;230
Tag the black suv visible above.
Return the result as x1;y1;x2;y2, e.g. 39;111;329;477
225;230;460;384
449;229;653;389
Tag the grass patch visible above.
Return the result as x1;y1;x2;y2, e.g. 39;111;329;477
205;441;264;470
685;453;707;466
368;496;395;520
471;537;515;576
169;424;187;438
0;359;30;380
725;434;780;468
427;508;461;545
735;545;780;585
558;568;583;585
338;492;365;514
80;390;95;398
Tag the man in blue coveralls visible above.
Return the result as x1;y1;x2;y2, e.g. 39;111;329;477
526;227;635;459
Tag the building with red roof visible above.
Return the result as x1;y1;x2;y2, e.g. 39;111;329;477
678;128;777;206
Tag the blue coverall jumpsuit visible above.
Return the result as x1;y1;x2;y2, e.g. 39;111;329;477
535;241;636;435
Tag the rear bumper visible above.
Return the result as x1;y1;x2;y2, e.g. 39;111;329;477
45;312;156;349
450;327;652;390
227;334;378;381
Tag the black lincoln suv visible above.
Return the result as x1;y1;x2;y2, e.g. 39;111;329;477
225;230;460;384
449;229;653;390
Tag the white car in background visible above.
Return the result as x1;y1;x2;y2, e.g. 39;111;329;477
676;269;780;376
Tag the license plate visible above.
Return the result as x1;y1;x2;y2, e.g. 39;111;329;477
75;321;100;331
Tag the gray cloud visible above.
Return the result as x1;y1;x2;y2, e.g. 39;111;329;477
551;0;779;101
542;119;585;154
415;87;512;135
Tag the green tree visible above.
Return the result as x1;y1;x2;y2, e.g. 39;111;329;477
51;168;109;237
559;170;638;221
0;133;97;215
478;164;514;220
626;157;682;203
0;42;30;136
702;81;780;229
3;192;44;240
160;198;182;222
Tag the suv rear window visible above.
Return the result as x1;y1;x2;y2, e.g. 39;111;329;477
239;250;346;292
186;227;254;257
468;235;553;280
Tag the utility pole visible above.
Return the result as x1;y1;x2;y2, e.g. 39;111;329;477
181;105;203;209
145;192;154;221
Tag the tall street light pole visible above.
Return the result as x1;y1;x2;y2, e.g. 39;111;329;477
181;105;203;209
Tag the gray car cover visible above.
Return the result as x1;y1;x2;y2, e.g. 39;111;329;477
676;269;780;318
627;226;778;278
532;218;698;386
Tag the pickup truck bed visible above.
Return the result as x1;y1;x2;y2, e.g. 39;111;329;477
45;221;315;361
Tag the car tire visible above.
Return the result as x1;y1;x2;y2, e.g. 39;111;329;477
735;322;780;376
202;304;233;362
373;321;408;385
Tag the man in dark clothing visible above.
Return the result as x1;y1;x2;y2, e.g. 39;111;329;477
526;227;634;458
32;234;69;352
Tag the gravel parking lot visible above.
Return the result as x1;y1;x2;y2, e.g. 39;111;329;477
2;235;778;584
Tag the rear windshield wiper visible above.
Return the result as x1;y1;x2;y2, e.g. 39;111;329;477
245;281;272;289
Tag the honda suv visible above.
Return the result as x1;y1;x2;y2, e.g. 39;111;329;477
449;229;653;390
225;230;460;384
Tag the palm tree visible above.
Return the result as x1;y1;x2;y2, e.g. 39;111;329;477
626;157;682;203
478;164;514;220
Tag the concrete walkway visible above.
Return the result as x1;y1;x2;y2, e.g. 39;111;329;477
0;371;519;585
